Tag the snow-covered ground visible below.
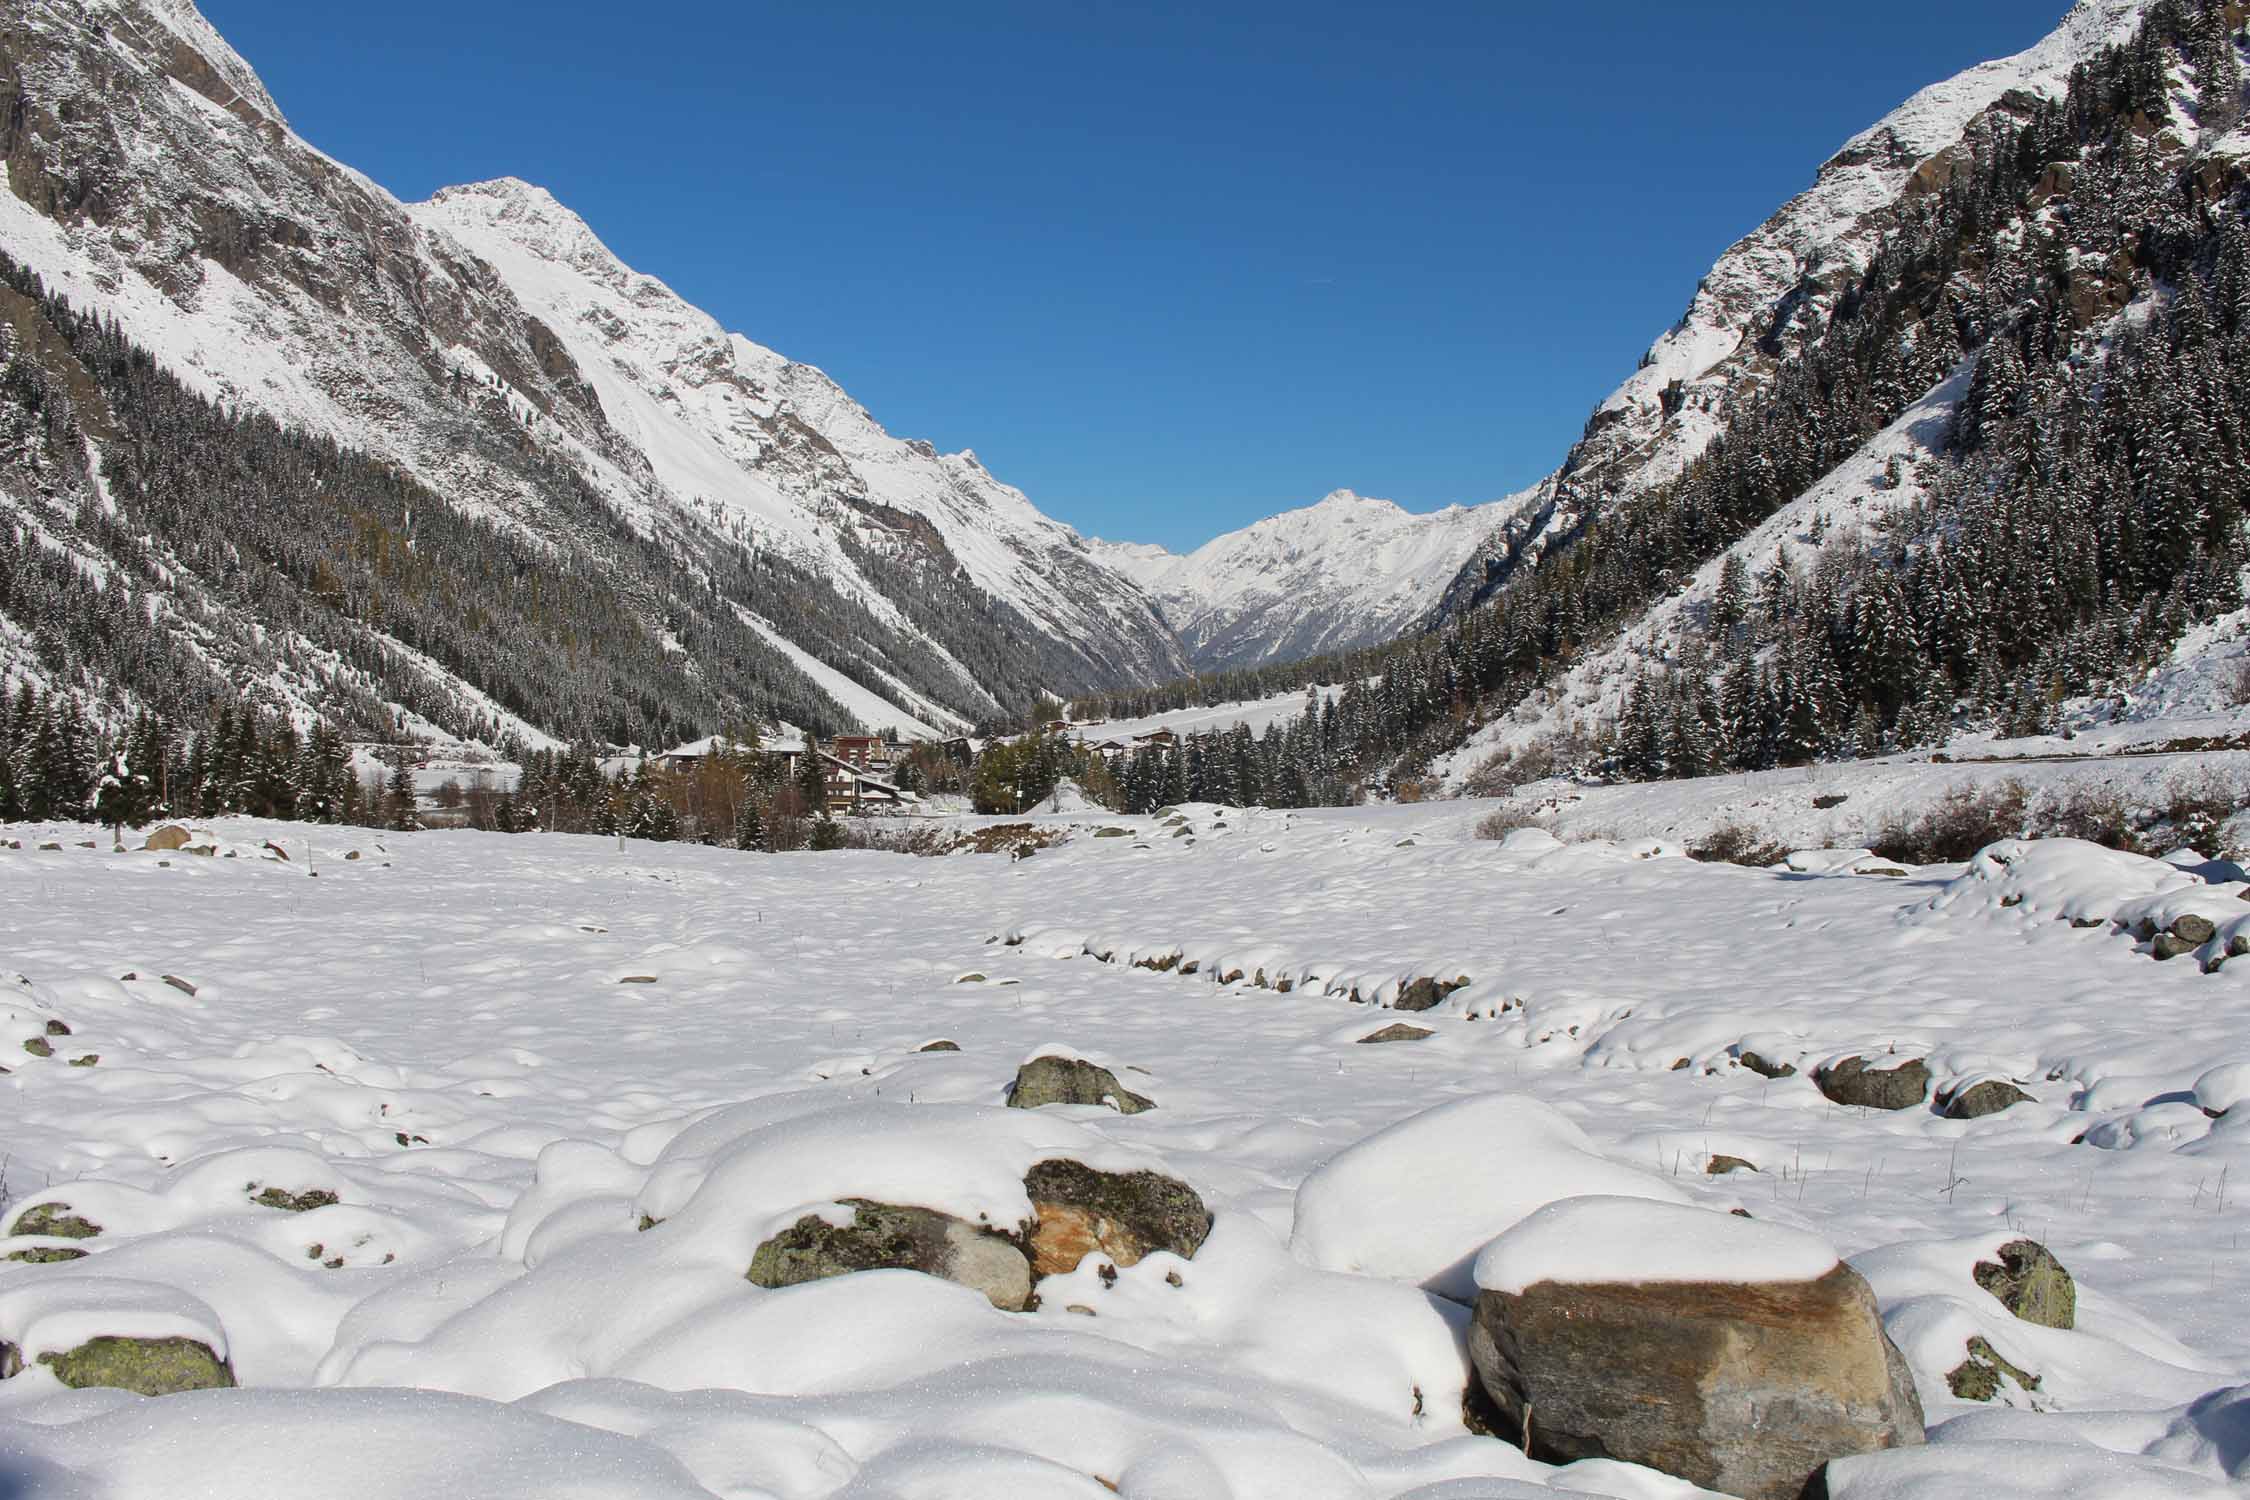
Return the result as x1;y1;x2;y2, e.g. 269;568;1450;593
0;802;2246;1497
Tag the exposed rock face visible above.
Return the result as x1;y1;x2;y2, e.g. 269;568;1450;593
1973;1239;2074;1330
746;1199;1032;1311
1358;1023;1435;1045
2;1336;235;1395
1006;1056;1154;1115
10;1204;99;1240
1814;1057;1932;1111
1941;1080;2032;1119
1468;1265;1925;1500
1023;1159;1211;1277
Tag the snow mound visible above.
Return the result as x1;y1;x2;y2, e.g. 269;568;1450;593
1920;840;2201;926
1473;1197;1838;1295
1289;1095;1689;1302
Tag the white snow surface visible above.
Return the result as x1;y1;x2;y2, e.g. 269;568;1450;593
0;796;2247;1496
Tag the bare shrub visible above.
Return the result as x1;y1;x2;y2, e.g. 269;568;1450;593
2036;782;2135;851
1867;779;2030;865
2157;767;2249;857
1686;823;1792;868
1474;804;1554;842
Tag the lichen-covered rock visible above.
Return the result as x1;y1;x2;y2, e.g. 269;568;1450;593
251;1186;340;1213
1942;1080;2032;1119
1946;1335;2041;1402
747;1199;1032;1310
1972;1239;2074;1330
4;1247;87;1264
1468;1264;1924;1500
1006;1056;1154;1114
1394;975;1471;1013
3;1336;235;1395
1738;1051;1797;1079
10;1204;100;1240
1023;1158;1211;1277
1814;1056;1931;1111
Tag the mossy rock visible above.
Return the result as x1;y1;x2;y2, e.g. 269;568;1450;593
1946;1336;2040;1402
1814;1056;1931;1111
68;1055;97;1067
918;1040;962;1053
12;1204;100;1240
1006;1056;1154;1114
250;1186;339;1213
1972;1239;2074;1330
1024;1158;1212;1277
21;1038;51;1059
1942;1080;2032;1119
5;1247;88;1264
1395;975;1472;1013
1092;827;1132;839
42;1020;69;1037
747;1198;1031;1310
1738;1050;1797;1080
19;1336;236;1395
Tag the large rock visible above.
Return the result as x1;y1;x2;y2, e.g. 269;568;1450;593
141;824;193;852
746;1199;1032;1311
1023;1159;1211;1277
1941;1079;2032;1120
1395;975;1471;1013
1469;1210;1923;1500
1972;1239;2074;1330
1006;1056;1154;1115
1814;1056;1932;1111
2;1336;235;1395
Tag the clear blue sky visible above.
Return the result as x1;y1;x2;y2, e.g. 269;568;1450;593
202;0;2070;551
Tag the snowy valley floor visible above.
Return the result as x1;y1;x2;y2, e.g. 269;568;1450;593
0;804;2246;1498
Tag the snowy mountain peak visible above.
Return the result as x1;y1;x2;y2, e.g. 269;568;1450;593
1089;486;1531;671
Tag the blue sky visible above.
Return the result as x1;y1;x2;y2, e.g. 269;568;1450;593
202;0;2070;551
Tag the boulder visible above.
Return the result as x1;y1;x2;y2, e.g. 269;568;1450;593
1023;1158;1211;1277
1972;1239;2074;1330
20;1038;50;1058
9;1203;99;1240
1395;975;1471;1013
2;1336;234;1395
1358;1023;1435;1044
1092;827;1132;839
747;1199;1032;1311
1006;1056;1154;1115
141;825;193;852
1814;1056;1931;1111
251;1186;339;1213
918;1040;962;1053
1941;1080;2032;1120
2171;913;2218;945
1469;1261;1924;1500
2152;932;2200;961
1738;1051;1798;1080
1706;1155;1759;1176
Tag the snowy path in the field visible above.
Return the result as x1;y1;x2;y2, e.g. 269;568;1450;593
0;808;2244;1497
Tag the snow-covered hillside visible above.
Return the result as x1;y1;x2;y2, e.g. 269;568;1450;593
1432;0;2152;619
1091;490;1522;671
0;0;1186;742
1;806;2247;1496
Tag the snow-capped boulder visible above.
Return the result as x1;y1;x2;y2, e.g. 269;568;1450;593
1939;1077;2034;1120
746;1200;1033;1311
1006;1055;1154;1114
0;1278;236;1396
2193;1060;2250;1118
1467;1198;1923;1500
1815;1055;1933;1112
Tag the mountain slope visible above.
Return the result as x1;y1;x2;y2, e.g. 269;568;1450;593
1432;0;2154;620
1090;490;1522;671
0;0;1186;745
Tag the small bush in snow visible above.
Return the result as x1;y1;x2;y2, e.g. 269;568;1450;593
1869;780;2029;865
1475;805;1554;842
1686;824;1791;868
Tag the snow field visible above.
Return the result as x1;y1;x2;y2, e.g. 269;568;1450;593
0;798;2244;1495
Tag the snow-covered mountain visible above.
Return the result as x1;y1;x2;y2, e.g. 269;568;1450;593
0;0;1187;744
1431;0;2153;619
1091;490;1521;671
